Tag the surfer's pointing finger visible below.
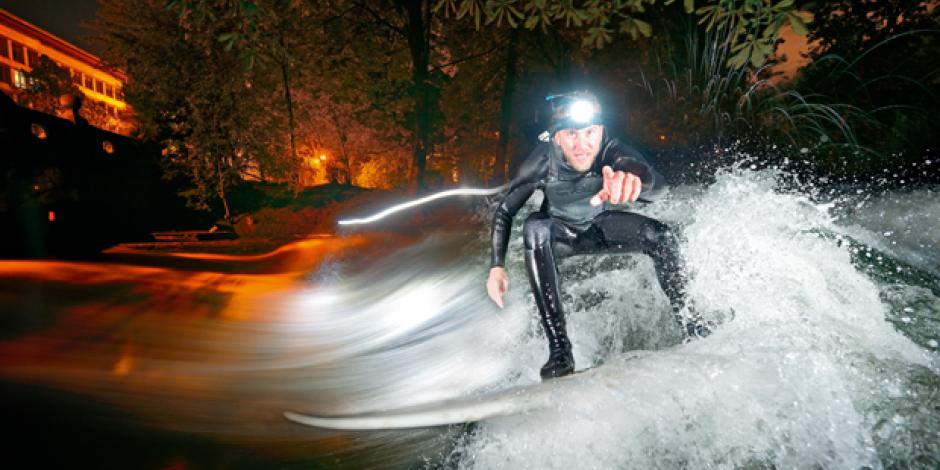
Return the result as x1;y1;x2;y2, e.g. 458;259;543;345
591;166;616;206
609;169;626;204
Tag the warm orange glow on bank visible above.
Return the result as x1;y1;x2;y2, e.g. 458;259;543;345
771;24;816;82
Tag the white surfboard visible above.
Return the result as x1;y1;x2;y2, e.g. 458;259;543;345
283;357;635;430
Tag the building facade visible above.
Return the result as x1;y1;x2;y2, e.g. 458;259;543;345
0;8;131;133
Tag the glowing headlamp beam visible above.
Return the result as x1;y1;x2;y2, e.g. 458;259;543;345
337;186;507;226
568;100;596;123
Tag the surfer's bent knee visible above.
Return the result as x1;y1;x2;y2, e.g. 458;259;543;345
523;213;554;250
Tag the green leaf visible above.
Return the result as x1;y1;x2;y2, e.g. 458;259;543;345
763;19;779;39
684;0;694;14
585;25;613;48
788;13;808;35
524;14;540;29
432;0;457;15
635;18;652;37
728;46;750;68
776;0;794;9
749;43;766;68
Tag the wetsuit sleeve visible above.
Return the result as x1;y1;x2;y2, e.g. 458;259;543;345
604;140;669;202
490;146;547;267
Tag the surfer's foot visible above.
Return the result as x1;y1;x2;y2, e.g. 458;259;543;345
540;348;575;380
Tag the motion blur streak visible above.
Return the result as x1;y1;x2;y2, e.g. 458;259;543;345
0;229;509;468
337;186;505;225
1;166;939;469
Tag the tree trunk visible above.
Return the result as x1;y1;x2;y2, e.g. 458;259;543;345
216;155;231;222
495;28;519;184
279;35;299;189
402;0;432;191
339;134;352;185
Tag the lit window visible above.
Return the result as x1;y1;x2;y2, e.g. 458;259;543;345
94;79;103;94
11;41;24;63
84;75;92;89
71;70;82;85
115;86;124;101
102;140;114;154
31;123;47;140
105;84;113;98
13;69;27;89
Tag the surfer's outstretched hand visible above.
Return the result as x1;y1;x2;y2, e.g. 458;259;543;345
486;267;509;308
591;165;641;206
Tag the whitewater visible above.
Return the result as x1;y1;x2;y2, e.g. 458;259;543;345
449;167;939;469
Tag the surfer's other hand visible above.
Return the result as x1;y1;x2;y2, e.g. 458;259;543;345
486;267;509;308
591;166;641;206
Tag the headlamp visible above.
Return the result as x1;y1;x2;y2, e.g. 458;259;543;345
566;99;597;124
541;91;604;141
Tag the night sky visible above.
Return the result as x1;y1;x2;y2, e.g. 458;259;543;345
1;0;102;54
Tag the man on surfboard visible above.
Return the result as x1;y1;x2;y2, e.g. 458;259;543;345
485;90;710;380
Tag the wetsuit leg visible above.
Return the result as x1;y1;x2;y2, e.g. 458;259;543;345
585;212;709;338
522;212;578;379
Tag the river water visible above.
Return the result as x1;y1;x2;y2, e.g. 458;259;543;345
0;168;937;469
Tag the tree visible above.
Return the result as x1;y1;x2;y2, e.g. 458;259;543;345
96;0;285;221
19;55;77;118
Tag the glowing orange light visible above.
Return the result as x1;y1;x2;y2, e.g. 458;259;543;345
48;211;56;222
31;123;47;140
658;134;667;142
319;154;327;161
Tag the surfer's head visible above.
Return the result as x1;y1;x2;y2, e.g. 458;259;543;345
545;91;605;172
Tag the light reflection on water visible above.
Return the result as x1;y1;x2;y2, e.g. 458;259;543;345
0;232;504;468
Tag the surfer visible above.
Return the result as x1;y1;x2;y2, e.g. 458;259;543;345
485;90;710;380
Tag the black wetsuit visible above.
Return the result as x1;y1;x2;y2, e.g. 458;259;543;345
490;134;697;378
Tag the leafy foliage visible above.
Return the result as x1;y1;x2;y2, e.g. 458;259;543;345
799;0;940;160
19;56;76;116
630;19;874;158
97;0;286;220
435;0;809;68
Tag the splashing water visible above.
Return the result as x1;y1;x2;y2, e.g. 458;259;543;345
452;168;939;469
0;168;937;469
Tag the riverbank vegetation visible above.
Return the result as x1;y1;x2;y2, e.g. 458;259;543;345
90;0;939;223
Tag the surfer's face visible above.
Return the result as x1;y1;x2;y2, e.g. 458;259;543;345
554;125;603;172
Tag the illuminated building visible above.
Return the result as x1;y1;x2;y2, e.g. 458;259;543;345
0;8;131;133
